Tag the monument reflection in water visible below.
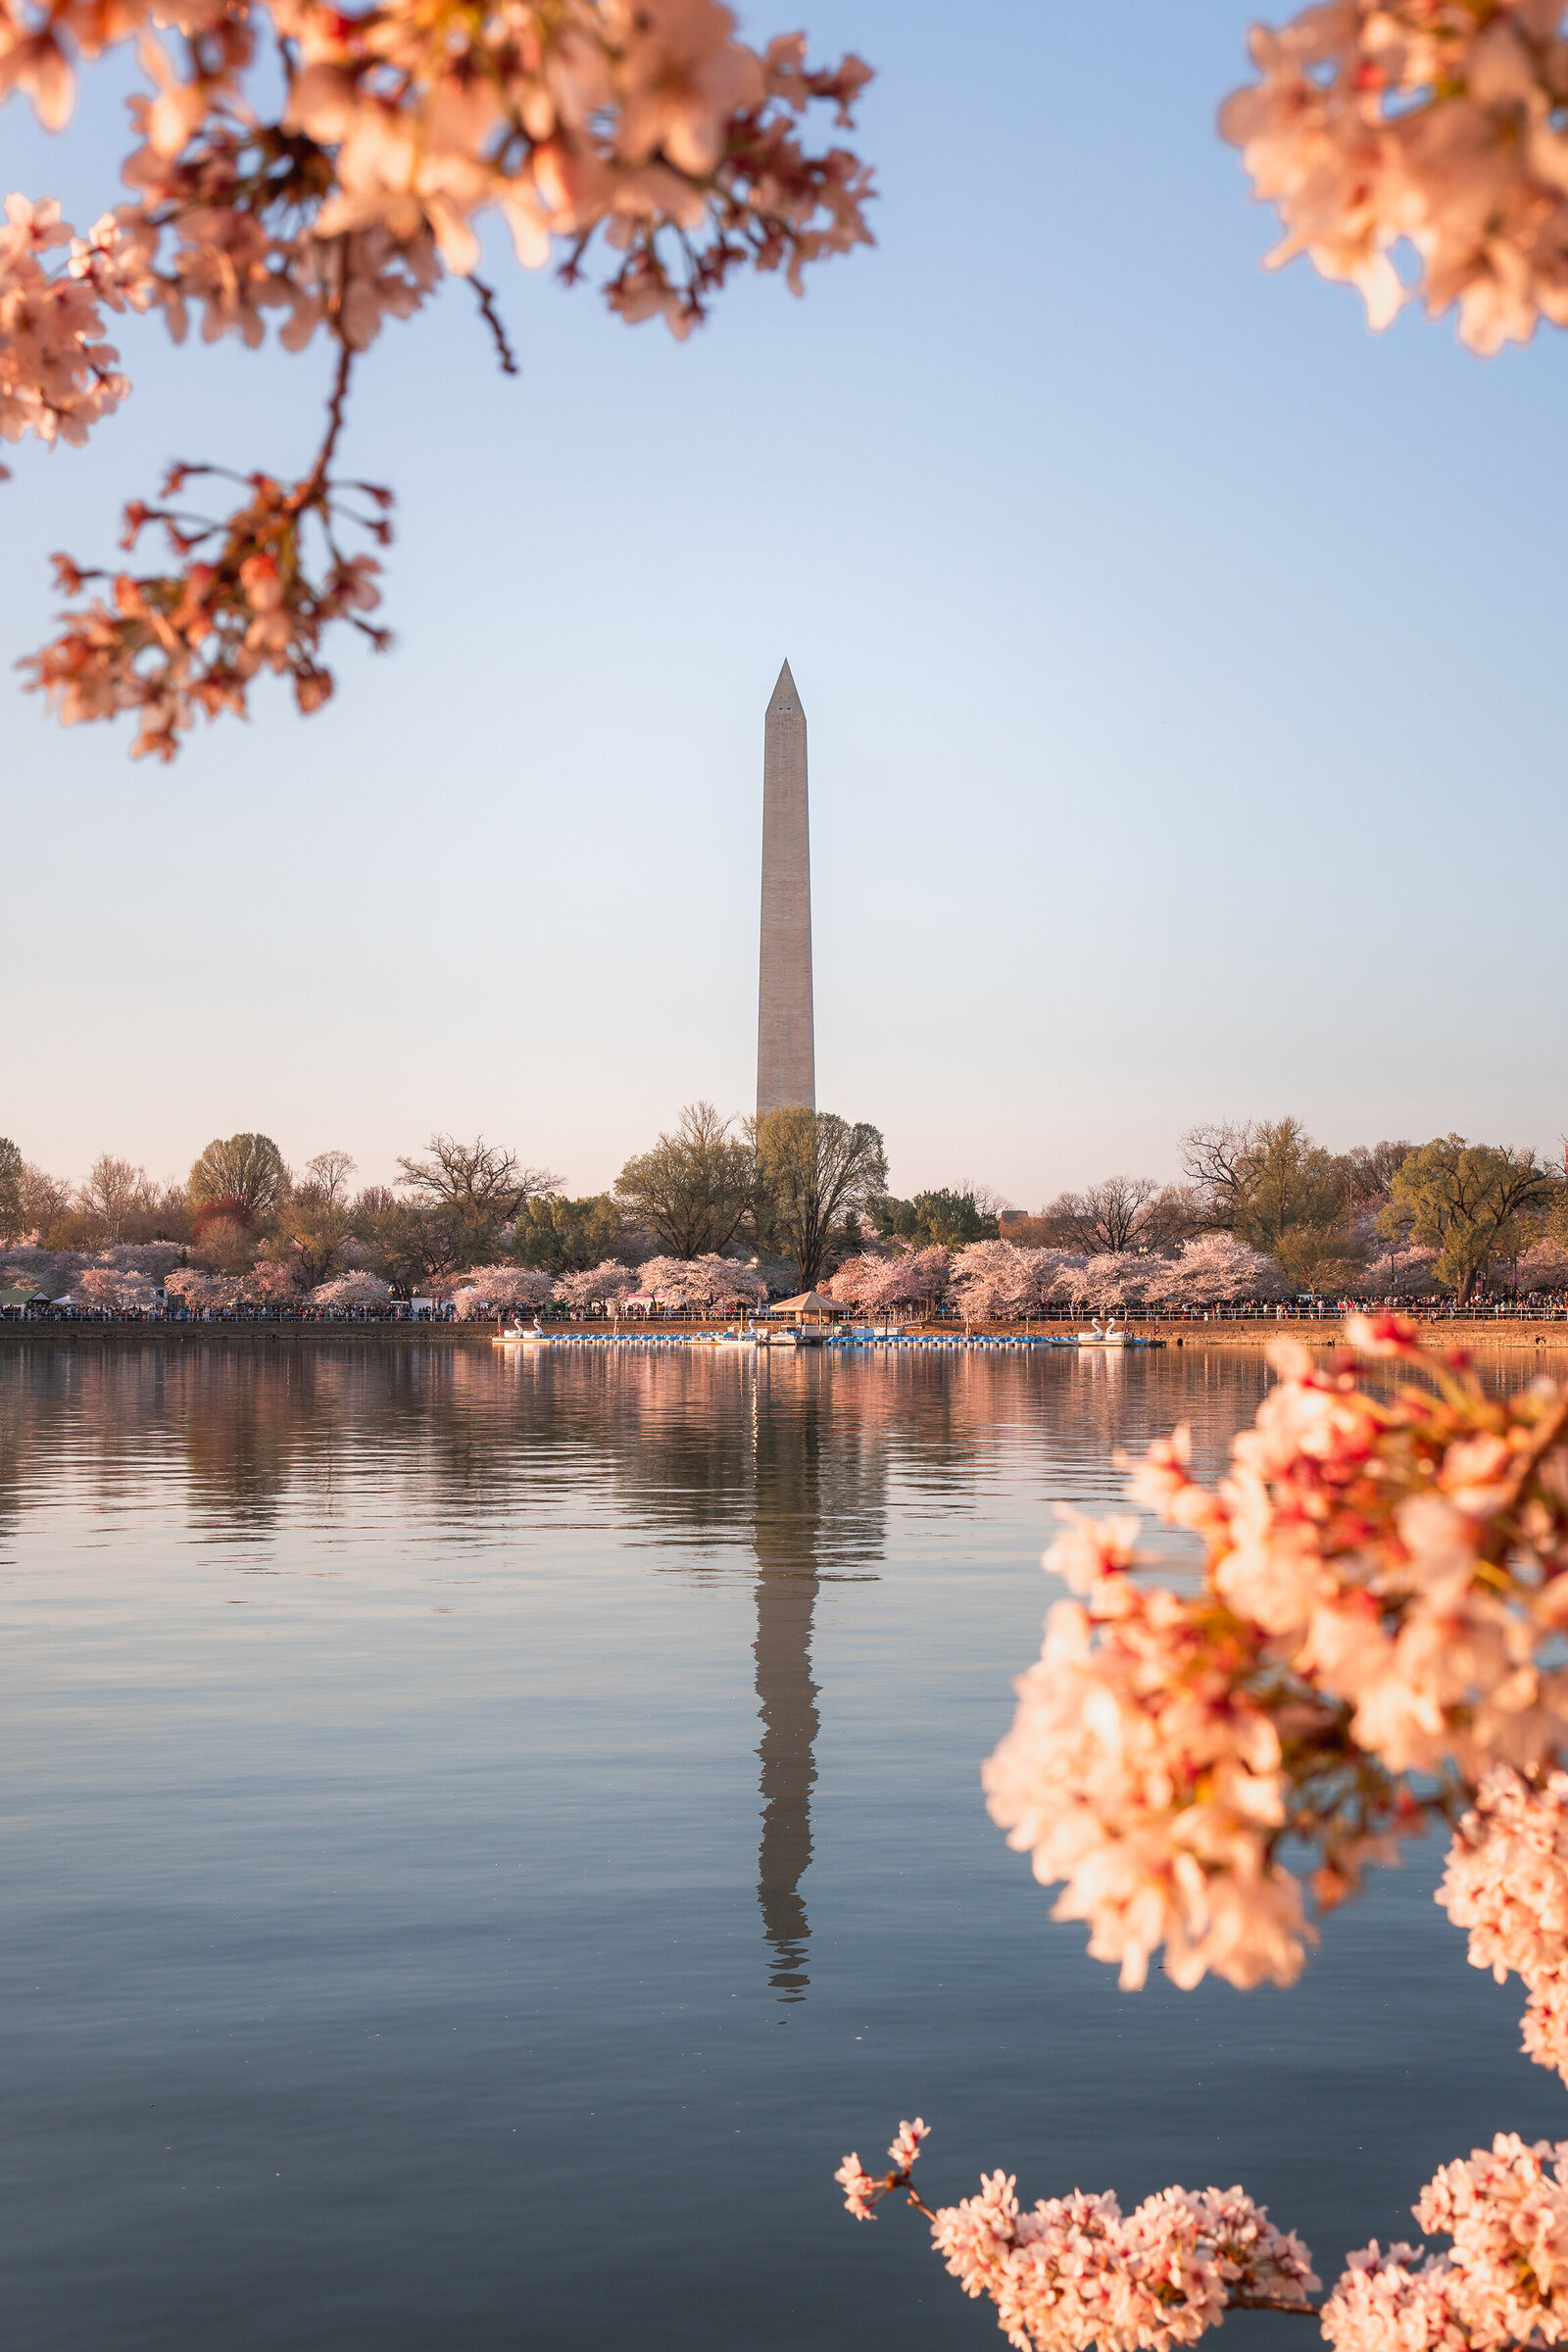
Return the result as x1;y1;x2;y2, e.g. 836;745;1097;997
748;1353;883;1999
585;1341;891;2002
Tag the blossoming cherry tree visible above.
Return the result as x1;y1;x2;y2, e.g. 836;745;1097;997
839;1317;1568;2352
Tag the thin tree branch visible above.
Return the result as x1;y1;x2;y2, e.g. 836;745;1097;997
1228;2294;1322;2316
289;338;356;513
470;276;519;376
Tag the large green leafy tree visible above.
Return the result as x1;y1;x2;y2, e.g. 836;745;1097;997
188;1133;289;1222
751;1107;888;1289
351;1193;467;1294
872;1188;999;1250
512;1195;626;1275
614;1103;755;1260
1183;1116;1358;1282
1383;1137;1557;1303
1239;1120;1342;1253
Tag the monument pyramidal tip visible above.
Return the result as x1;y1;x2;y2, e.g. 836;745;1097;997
756;659;815;1116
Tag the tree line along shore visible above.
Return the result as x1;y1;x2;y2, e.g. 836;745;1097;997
3;1109;1564;1322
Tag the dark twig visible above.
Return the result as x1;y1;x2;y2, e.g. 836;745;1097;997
1229;2294;1323;2317
470;276;519;375
290;338;355;512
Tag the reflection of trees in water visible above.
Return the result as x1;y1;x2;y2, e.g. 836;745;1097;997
0;1337;1284;1547
0;1343;529;1547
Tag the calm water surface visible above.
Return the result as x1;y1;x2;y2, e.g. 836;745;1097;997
3;1341;1562;2351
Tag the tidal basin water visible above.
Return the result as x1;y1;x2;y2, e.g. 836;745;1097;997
5;1340;1565;2352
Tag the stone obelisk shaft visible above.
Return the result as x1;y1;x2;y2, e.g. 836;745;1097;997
757;660;815;1114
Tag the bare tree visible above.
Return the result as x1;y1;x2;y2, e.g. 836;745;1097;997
305;1150;358;1207
1330;1140;1416;1211
77;1153;153;1241
1137;1184;1208;1250
956;1178;1017;1220
16;1160;73;1235
1179;1122;1259;1223
1039;1175;1162;1256
275;1152;360;1287
395;1135;558;1220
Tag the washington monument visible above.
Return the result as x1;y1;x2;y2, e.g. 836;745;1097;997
756;660;815;1114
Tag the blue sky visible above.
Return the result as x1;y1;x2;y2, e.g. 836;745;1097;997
4;2;1564;1206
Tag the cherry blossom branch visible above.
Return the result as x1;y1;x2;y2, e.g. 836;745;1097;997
846;1325;1568;2351
0;197;137;470
861;2169;1322;2312
1;1;876;748
836;2124;1326;2349
839;2121;1568;2351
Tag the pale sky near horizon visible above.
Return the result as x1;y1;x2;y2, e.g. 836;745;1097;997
4;3;1565;1210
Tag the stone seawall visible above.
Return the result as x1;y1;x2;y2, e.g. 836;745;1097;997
3;1316;1567;1349
959;1319;1568;1350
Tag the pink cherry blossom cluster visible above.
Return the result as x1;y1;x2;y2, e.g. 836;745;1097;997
244;1258;299;1302
639;1253;767;1309
829;1246;954;1313
1439;1767;1568;2082
1320;2135;1568;2352
928;2177;1319;2352
834;2117;930;2221
825;1235;1287;1320
554;1260;639;1311
309;1269;392;1308
451;1264;555;1317
76;1264;158;1309
835;2123;1317;2352
985;1317;1568;1997
166;1265;241;1310
22;451;391;760
0;194;139;466
951;1240;1100;1319
1222;2;1568;354
1413;2133;1568;2347
982;1512;1323;1993
1318;2240;1470;2352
